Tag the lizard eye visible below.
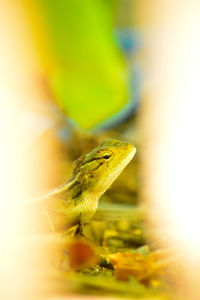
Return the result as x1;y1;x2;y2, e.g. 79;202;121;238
103;154;111;160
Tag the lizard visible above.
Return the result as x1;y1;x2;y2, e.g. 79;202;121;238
29;138;136;235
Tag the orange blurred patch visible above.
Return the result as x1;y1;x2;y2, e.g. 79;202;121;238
108;250;169;284
68;238;97;271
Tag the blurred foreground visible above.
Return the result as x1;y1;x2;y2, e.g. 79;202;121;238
1;1;200;300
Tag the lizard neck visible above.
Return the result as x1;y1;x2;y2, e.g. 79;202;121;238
67;172;105;203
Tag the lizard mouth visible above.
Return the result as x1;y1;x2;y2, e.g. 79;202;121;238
112;144;136;171
122;145;136;166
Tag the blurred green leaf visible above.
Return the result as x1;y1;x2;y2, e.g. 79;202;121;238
35;0;129;129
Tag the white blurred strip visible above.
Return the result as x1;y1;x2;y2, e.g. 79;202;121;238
0;1;44;299
142;0;200;253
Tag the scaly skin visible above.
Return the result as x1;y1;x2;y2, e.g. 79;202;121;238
33;138;136;234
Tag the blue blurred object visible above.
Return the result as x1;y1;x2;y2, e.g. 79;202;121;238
114;28;143;56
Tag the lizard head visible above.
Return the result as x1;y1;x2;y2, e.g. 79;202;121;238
75;138;136;197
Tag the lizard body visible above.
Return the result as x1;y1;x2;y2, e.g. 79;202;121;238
31;138;136;234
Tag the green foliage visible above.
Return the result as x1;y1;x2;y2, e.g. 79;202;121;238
36;0;129;129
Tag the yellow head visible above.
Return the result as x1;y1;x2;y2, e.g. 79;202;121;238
75;138;136;197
